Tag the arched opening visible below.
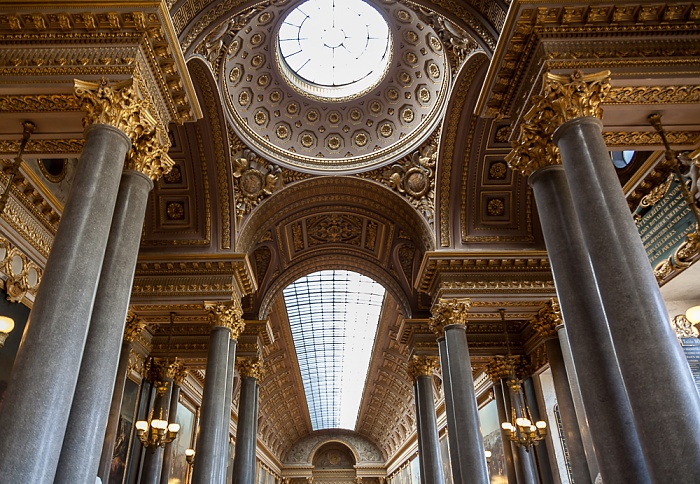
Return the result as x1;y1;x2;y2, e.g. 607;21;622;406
312;442;357;482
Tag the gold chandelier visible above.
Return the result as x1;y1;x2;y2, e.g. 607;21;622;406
497;309;547;449
135;312;180;451
135;408;180;451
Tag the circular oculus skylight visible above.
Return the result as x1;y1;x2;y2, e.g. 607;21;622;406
277;0;391;100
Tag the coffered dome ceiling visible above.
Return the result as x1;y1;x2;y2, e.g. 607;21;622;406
221;0;451;174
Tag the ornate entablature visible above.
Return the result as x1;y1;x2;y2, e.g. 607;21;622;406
0;0;201;159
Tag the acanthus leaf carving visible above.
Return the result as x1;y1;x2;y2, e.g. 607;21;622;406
232;148;283;226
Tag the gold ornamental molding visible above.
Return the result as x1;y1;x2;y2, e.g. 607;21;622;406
0;139;84;156
204;299;245;339
0;1;202;126
0;233;42;303
475;0;700;120
603;130;700;148
0;94;81;113
605;85;700;105
415;250;552;296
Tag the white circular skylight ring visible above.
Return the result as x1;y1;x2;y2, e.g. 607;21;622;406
277;0;392;100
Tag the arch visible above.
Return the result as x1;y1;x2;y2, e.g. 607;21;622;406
238;176;433;318
186;56;235;249
311;441;358;468
435;50;490;248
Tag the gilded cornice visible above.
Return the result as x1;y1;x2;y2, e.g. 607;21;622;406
429;298;471;336
530;299;561;340
0;3;202;124
415;250;551;295
406;355;439;381
204;299;245;339
475;1;700;119
237;356;264;380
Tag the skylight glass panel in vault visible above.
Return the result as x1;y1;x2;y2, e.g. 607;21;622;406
283;270;385;430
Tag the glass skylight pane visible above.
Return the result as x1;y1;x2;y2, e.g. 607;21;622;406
283;270;385;430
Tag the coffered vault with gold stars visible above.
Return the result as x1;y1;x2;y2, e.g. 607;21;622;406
1;0;699;476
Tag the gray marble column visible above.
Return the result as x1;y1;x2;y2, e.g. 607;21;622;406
0;121;129;484
408;356;444;484
557;327;599;481
554;116;700;482
437;337;462;484
430;299;489;484
531;304;591;484
492;381;517;484
55;167;155;484
233;358;263;484
192;326;231;484
97;320;144;482
541;337;590;484
141;378;174;484
528;164;650;483
220;339;238;482
161;379;183;484
521;377;554;484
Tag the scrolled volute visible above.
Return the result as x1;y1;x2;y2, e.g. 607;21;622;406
530;299;562;339
204;300;245;339
407;355;439;381
429;298;471;336
237;357;264;380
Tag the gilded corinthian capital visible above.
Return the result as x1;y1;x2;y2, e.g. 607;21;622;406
530;299;562;339
74;78;150;141
123;310;146;343
237;357;264;380
126;123;174;181
204;300;246;339
429;298;470;336
407;355;439;381
506;70;611;177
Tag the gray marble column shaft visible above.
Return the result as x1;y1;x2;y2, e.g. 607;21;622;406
233;376;260;484
161;383;182;484
0;124;129;484
505;381;539;484
414;381;426;481
522;377;554;484
555;117;700;482
557;328;599;481
493;381;517;484
443;325;489;484
414;374;445;484
192;326;231;484
141;379;174;484
220;340;238;481
56;169;153;484
542;338;591;484
437;338;462;484
528;164;650;483
97;339;133;482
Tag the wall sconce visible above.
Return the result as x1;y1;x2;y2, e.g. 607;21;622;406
0;315;15;348
686;306;700;325
185;448;195;466
484;450;492;464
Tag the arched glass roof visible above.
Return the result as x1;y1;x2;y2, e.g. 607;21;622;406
283;270;385;430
